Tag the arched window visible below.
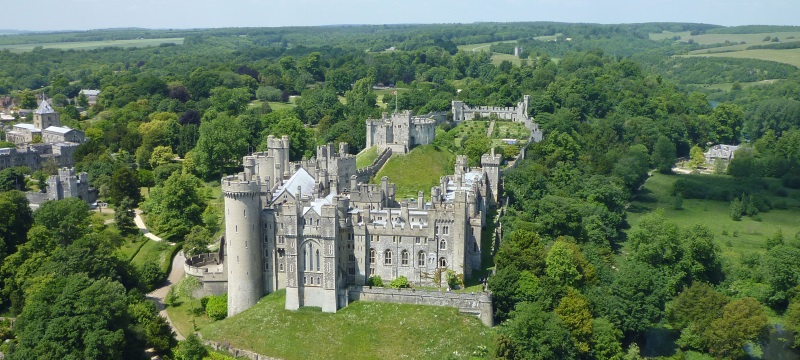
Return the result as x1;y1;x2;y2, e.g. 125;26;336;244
316;250;320;271
418;251;426;266
439;257;447;268
401;250;409;266
308;244;313;271
369;248;376;264
384;249;393;265
439;240;446;250
304;248;308;271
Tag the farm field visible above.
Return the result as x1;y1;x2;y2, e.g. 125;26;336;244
650;31;800;45
372;145;455;201
200;289;494;360
626;173;800;263
457;41;522;66
0;37;184;52
686;79;781;92
681;48;800;68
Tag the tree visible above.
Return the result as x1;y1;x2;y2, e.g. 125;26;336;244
208;86;252;116
651;135;677;174
34;197;91;245
19;90;37;109
141;172;206;241
592;318;624;360
688;145;706;169
174;334;208;360
0;190;34;259
495;229;545;274
137;260;164;292
8;275;130;359
546;241;582;287
193;112;248;179
785;299;800;347
149;145;175;168
0;166;28;192
761;245;800;306
495;301;577;360
706;297;768;358
554;288;594;354
114;196;138;235
184;225;212;256
106;166;141;206
666;282;728;350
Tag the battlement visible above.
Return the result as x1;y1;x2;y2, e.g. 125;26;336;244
221;174;262;196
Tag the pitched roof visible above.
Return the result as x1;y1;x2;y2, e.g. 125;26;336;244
43;126;74;134
273;168;316;199
13;123;39;131
34;99;55;115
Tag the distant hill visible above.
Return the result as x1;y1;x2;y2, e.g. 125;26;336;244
0;29;26;35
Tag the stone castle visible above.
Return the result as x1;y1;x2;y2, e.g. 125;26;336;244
210;134;499;317
452;95;543;143
188;96;543;324
1;99;84;171
365;110;445;154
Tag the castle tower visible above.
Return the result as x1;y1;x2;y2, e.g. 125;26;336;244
222;174;264;317
33;98;60;130
481;148;502;205
455;155;468;176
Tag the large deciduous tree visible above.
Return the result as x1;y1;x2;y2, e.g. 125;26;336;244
193;112;248;179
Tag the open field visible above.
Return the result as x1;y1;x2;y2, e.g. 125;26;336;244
626;173;800;263
373;145;454;201
356;146;379;169
375;88;409;109
0;37;184;52
248;100;296;111
456;41;522;66
686;79;782;92
200;290;493;360
681;48;800;68
650;31;800;45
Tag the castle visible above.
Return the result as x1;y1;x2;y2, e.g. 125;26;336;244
365;111;446;154
25;167;97;206
212;135;499;317
452;95;543;143
1;99;84;171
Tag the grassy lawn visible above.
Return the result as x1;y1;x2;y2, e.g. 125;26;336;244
375;88;409;109
249;100;296;111
356;146;379;169
200;290;493;360
626;173;800;263
373;145;455;201
117;236;148;262
0;38;184;52
131;239;174;269
166;277;216;337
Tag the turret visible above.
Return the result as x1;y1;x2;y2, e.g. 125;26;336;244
481;148;502;205
417;191;424;210
222;174;264;317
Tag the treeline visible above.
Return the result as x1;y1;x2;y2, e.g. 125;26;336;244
748;40;800;50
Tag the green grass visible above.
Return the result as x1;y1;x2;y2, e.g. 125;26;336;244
626;173;800;263
685;79;781;92
456;41;522;66
117;236;148;262
131;239;174;268
356;146;379;169
0;38;184;52
681;48;800;68
200;290;493;360
166;277;216;337
375;88;409;109
372;145;455;201
650;31;800;45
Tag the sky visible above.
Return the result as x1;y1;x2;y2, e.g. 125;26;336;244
5;0;799;31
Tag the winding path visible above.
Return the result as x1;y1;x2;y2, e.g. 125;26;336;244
146;250;186;340
134;209;163;242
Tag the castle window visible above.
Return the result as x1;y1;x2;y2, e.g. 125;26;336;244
415;237;420;244
244;209;246;217
308;244;313;271
316;250;320;271
349;254;356;262
418;251;426;266
369;248;375;265
348;267;355;275
370;268;375;276
235;225;238;233
440;240;446;250
474;242;478;252
443;226;449;235
304;248;308;271
401;250;409;266
245;241;248;249
304;276;307;285
439;257;447;268
384;249;393;265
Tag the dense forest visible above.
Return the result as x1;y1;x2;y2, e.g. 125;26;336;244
1;21;800;359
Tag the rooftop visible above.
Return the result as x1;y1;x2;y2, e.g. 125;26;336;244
43;126;74;134
34;99;55;115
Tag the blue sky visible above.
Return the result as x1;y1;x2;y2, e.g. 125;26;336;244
7;0;799;31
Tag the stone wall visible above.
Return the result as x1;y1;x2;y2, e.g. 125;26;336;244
347;286;493;326
356;147;392;183
202;337;281;360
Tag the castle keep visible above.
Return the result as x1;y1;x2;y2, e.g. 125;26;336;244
365;111;444;154
218;135;499;317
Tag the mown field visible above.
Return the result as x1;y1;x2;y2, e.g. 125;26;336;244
651;31;800;67
626;173;800;263
682;48;800;68
0;37;184;52
372;145;455;201
200;290;493;360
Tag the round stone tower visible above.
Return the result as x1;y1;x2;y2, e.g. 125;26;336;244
222;173;264;317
